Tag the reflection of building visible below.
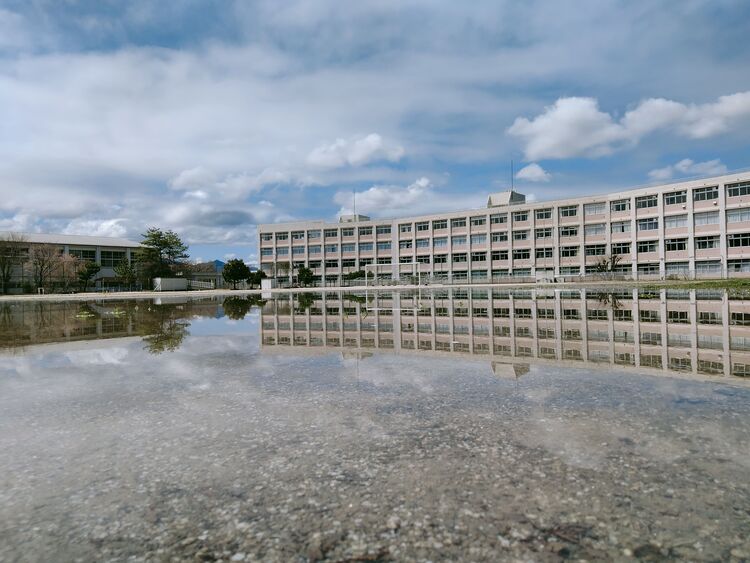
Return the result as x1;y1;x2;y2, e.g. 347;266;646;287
0;232;141;292
260;288;750;381
258;171;750;284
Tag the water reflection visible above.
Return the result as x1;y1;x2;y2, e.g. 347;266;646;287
261;287;750;381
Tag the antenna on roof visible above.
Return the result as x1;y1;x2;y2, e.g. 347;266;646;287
511;160;514;191
353;188;356;216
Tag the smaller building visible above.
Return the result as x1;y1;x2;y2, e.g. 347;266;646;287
0;231;141;293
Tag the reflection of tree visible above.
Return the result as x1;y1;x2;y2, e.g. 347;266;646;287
223;296;252;320
139;304;191;354
593;291;622;311
296;293;316;311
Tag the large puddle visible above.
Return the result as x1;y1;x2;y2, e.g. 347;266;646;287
1;288;749;561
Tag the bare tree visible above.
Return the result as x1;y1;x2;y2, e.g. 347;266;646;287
58;254;80;292
26;244;63;291
0;233;28;294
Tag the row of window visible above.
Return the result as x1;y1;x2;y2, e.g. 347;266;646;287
263;205;750;244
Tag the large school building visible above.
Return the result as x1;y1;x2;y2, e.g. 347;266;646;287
258;171;750;284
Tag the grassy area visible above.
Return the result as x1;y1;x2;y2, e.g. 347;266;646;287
640;278;750;291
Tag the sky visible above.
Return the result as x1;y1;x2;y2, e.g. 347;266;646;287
1;0;749;264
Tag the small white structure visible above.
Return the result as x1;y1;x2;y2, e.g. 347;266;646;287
153;277;188;291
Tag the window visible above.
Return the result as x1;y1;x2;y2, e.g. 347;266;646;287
613;309;633;321
276;232;290;242
492;250;509;260
584;223;605;236
559;205;577;217
291;246;305;256
434;254;447;264
399;256;412;264
491;232;508;242
664;191;687;206
451;217;466;228
637;263;659;274
471;251;487;262
513;249;530;260
537;308;555;319
433;237;448;248
470;234;487;244
695;260;721;274
358;257;372;266
587;309;608;321
535;208;552;220
585;244;606;256
415;238;429;248
695;235;720;250
416;255;430;264
728;208;750;223
308;245;321;254
324;259;338;268
430;219;447;230
563;309;581;320
584;202;606;215
399;240;412;249
452;235;467;245
261;248;273;257
665;238;687;252
377;241;392;251
636;195;657;209
611;199;630;212
341;258;356;267
535;227;552;239
276;246;289;256
728;233;750;247
665;262;689;275
399;223;412;233
340;228;354;237
470;215;487;226
324;229;337;238
611;220;631;234
512;230;529;241
100;250;126;267
490;213;507;224
698;311;721;324
340;243;355;253
452;253;467;263
637;240;658;253
514;308;532;319
560;246;579;257
358;242;373;252
261;233;274;242
693;186;718;201
637;217;659;231
727;180;750;197
377;257;391;265
359;226;372;236
694;211;720;226
536;247;553;259
412;222;428;232
376;225;392;235
559;226;578;237
611;242;631;255
512;211;528;222
664;214;687;229
559;266;580;275
69;248;96;262
325;244;338;253
668;310;689;324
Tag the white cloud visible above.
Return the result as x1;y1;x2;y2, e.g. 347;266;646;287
515;163;550;182
62;218;128;238
307;134;404;168
648;158;728;181
508;91;750;160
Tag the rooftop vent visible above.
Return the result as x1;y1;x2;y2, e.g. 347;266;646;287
339;214;371;223
487;190;526;208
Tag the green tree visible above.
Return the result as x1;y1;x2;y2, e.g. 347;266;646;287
594;255;622;275
247;270;267;288
222;258;251;289
114;259;138;289
78;261;101;292
223;296;252;319
296;265;314;287
135;227;189;281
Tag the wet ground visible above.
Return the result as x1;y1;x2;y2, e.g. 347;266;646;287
1;295;749;561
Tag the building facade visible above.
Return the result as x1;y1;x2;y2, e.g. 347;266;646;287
258;171;750;284
0;232;141;292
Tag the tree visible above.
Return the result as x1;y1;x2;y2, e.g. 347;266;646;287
58;254;80;292
594;255;622;275
78;261;101;292
276;261;290;279
296;265;314;287
222;258;251;289
247;270;267;289
27;244;62;291
114;259;138;289
223;296;252;319
0;233;27;294
135;227;189;281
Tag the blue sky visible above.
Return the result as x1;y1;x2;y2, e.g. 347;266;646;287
1;1;749;264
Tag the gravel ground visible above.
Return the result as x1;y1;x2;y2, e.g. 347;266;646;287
1;316;749;562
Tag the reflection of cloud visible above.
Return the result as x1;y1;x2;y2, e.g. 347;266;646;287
64;347;129;365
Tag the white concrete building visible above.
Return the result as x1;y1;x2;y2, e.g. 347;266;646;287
258;171;750;284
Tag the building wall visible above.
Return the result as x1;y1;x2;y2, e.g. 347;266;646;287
257;172;750;283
